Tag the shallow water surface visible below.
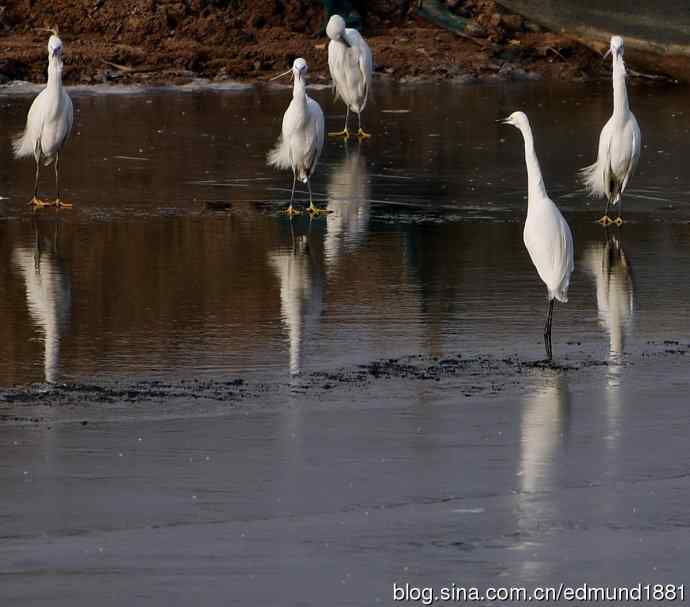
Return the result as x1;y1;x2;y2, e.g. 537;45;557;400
1;81;690;606
0;81;689;385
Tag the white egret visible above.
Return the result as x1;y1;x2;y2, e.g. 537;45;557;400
13;29;74;209
326;14;373;140
503;111;574;361
580;35;641;225
268;58;326;216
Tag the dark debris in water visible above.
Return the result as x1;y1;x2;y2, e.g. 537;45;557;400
0;378;254;408
309;352;611;397
1;342;689;424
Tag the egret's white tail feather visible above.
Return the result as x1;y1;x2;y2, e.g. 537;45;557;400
579;160;607;199
267;136;291;171
12;129;35;160
550;287;569;304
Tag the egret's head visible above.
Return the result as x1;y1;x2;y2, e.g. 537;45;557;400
606;35;624;60
47;33;63;60
270;58;308;82
326;15;346;41
501;111;529;130
292;58;308;78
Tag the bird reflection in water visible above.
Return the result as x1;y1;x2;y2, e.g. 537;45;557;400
516;372;572;577
324;142;370;274
584;228;635;454
269;220;324;377
13;219;72;383
583;228;635;364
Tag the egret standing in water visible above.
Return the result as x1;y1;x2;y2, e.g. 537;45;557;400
268;58;327;216
14;29;74;209
503;111;574;361
326;14;373;140
581;36;640;225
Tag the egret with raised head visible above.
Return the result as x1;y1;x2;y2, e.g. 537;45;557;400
503;111;574;361
580;35;640;225
326;14;373;140
14;29;74;209
268;58;327;216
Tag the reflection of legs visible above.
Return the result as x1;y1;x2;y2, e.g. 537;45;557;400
283;172;300;216
356;111;371;139
329;107;350;139
54;153;72;209
543;298;554;361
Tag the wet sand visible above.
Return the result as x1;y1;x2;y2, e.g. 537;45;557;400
1;82;690;604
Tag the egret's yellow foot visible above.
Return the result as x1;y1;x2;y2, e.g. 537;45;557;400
356;128;371;139
29;196;52;208
306;202;331;216
614;216;624;226
54;199;73;209
281;205;301;217
328;128;350;139
597;215;613;225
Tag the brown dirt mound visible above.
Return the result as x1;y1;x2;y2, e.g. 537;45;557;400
0;1;603;85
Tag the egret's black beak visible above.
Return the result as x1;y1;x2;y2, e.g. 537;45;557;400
603;48;612;60
270;68;293;81
340;34;351;48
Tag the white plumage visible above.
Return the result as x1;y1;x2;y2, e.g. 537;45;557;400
503;111;574;361
268;58;326;216
580;35;640;225
325;144;370;273
14;31;74;208
269;232;323;377
13;229;71;384
584;232;634;359
326;14;373;139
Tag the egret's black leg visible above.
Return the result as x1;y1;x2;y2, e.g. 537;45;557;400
544;299;555;361
356;111;370;139
289;172;298;216
615;198;624;226
33;159;41;199
329;107;350;139
53;153;72;209
306;178;329;216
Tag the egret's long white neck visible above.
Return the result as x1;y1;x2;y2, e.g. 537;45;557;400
292;72;307;104
47;55;64;89
519;123;547;202
611;54;629;119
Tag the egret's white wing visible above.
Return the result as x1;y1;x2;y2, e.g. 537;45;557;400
328;40;347;103
346;29;373;110
524;199;574;302
620;114;640;193
304;96;325;174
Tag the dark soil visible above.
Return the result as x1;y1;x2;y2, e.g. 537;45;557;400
0;1;605;86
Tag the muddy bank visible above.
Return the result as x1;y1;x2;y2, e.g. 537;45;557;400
2;339;687;424
0;1;605;86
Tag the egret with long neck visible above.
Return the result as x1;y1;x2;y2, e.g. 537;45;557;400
326;14;373;140
13;29;74;209
503;111;574;361
580;35;641;225
267;58;327;216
